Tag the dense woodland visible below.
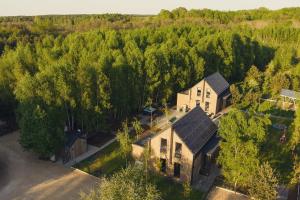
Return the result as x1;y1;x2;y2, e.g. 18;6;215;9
1;8;300;185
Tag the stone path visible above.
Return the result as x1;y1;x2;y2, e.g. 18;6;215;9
193;165;220;192
64;138;116;167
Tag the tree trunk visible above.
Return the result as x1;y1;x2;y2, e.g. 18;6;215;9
71;112;74;130
234;179;238;200
65;102;71;130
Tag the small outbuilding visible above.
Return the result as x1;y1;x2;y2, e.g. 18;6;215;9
280;89;300;109
63;129;87;164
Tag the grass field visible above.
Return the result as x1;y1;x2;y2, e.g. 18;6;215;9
74;141;128;176
152;175;205;200
260;117;294;183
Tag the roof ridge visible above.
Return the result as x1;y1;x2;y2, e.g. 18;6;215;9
172;106;217;154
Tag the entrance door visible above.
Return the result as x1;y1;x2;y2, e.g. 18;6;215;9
174;163;181;178
222;98;227;110
160;158;166;173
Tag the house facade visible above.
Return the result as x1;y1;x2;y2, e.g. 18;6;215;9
177;72;231;116
132;106;219;184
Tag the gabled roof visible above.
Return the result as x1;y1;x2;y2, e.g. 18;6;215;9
202;134;220;156
204;72;229;95
65;130;86;148
280;89;300;100
172;106;218;154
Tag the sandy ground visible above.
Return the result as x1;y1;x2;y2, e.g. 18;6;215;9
0;131;99;200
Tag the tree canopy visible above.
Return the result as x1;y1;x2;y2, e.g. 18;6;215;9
218;109;272;192
81;165;162;200
1;8;300;158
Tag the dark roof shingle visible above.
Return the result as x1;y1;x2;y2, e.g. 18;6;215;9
205;72;229;95
280;89;300;100
172;106;218;154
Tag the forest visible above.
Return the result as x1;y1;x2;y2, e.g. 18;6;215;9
1;7;300;159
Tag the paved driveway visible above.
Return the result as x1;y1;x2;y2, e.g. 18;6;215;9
0;131;99;200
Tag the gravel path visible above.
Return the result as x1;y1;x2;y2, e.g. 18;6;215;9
0;131;99;200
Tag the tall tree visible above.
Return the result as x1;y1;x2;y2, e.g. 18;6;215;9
81;165;162;200
116;120;132;166
291;156;300;185
218;109;270;190
248;162;278;200
132;117;143;139
291;105;300;151
18;102;64;157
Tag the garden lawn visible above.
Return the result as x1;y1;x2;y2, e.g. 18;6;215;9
74;141;128;176
258;100;295;119
152;175;205;200
260;117;294;184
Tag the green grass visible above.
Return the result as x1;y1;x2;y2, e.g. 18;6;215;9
152;175;205;200
74;141;128;176
257;101;295;119
260;117;294;184
267;108;295;118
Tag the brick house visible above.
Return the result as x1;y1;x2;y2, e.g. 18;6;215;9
132;106;219;184
177;72;231;116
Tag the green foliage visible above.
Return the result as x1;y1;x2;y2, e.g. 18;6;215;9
132;117;143;139
152;175;204;200
244;65;263;88
1;7;300;162
75;141;127;176
81;165;162;200
218;109;271;189
229;84;242;106
258;101;274;113
291;156;300;185
18;102;64;157
291;105;300;151
248;162;278;200
182;181;192;200
116;121;132;165
260;117;294;184
234;66;266;108
270;73;291;96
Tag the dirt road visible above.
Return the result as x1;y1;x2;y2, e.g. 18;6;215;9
0;131;99;200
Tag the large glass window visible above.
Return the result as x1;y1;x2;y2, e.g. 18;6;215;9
160;138;167;153
206;89;211;98
175;143;182;158
205;102;209;112
174;163;181;178
197;88;201;96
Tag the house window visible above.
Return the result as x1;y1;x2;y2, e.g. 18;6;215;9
160;138;167;153
175;143;182;159
174;163;181;178
160;158;166;173
196;100;200;106
205;102;209;112
197;88;201;96
206;89;211;98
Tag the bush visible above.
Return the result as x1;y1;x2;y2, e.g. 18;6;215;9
258;101;274;113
